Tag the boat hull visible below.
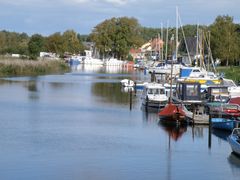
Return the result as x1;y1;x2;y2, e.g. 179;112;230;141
228;134;240;155
159;113;187;125
142;100;168;109
211;118;237;131
158;103;187;125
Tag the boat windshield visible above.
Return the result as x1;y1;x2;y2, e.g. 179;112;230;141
148;88;165;95
233;129;240;137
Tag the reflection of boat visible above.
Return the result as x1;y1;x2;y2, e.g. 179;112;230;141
211;118;237;131
228;152;240;167
121;86;134;93
159;121;187;141
228;128;240;155
141;83;168;109
228;152;240;176
212;128;231;141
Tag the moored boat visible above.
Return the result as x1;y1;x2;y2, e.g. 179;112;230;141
211;117;237;131
228;128;240;155
141;83;168;110
120;79;134;87
158;103;187;124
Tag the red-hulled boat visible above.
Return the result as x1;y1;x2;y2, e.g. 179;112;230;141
158;103;186;124
228;97;240;106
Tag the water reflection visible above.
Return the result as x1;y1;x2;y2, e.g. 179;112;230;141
25;81;39;100
159;121;188;141
71;64;135;74
228;153;240;176
212;129;231;141
0;66;239;180
141;111;159;125
91;82;136;106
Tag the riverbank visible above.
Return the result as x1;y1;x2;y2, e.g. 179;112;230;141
0;59;70;77
217;66;240;84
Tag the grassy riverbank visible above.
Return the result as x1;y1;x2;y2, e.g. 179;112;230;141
0;59;70;77
217;66;240;83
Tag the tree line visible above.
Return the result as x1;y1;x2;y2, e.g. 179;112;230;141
0;30;85;59
0;15;240;65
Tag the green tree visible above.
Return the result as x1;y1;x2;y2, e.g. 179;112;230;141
62;30;84;54
91;17;144;60
45;32;64;55
210;15;239;66
0;31;29;55
28;34;46;59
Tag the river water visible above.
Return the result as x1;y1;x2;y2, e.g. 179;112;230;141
0;64;239;180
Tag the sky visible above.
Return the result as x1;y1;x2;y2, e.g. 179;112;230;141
0;0;239;36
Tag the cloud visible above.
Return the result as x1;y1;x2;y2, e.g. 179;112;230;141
0;0;137;6
0;0;239;35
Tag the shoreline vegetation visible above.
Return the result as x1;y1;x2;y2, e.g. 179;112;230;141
217;66;240;84
0;58;70;77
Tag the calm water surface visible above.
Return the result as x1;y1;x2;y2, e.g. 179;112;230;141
0;65;239;180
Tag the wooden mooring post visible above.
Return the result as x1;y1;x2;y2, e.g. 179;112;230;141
208;114;212;149
134;82;137;96
129;90;132;111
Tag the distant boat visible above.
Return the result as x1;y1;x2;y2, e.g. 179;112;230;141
120;79;134;87
228;128;240;155
69;55;83;65
211;117;237;131
104;58;124;66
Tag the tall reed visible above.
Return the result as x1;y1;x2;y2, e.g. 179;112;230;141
0;59;70;77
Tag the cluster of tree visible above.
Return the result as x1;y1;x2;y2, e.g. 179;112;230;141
1;15;240;65
0;30;85;59
90;17;144;60
0;31;29;55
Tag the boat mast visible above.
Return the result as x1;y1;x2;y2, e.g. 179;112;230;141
208;31;211;71
161;23;164;62
176;6;178;61
196;24;199;67
158;33;160;61
169;7;178;103
165;21;169;61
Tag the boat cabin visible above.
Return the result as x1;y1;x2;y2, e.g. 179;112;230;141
207;86;229;103
142;83;166;96
175;82;201;102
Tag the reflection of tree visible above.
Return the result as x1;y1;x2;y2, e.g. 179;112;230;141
24;81;39;100
91;82;135;105
49;82;65;89
26;81;38;92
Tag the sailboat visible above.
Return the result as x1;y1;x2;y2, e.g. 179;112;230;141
158;7;187;124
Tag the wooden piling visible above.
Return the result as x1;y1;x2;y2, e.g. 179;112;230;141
130;90;132;111
208;114;212;149
134;82;137;96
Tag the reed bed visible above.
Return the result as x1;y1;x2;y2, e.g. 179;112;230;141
0;59;70;77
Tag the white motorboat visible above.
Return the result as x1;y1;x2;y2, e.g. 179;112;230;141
120;79;135;87
141;83;168;109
